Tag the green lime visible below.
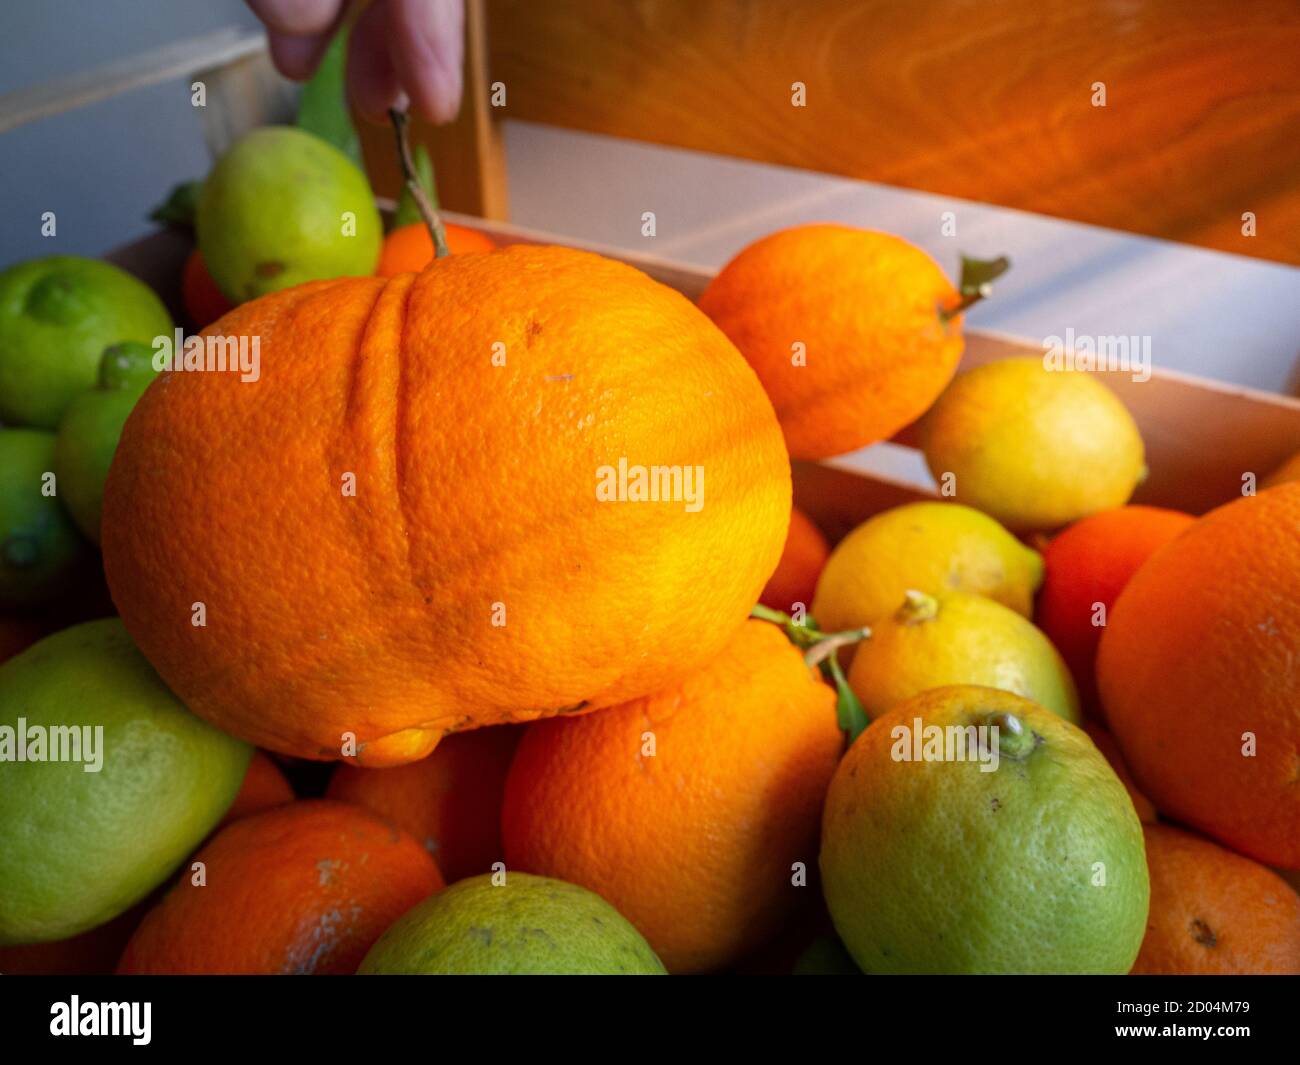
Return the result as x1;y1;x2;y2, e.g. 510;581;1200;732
54;343;160;543
197;126;382;303
0;257;172;428
820;685;1149;974
0;619;251;944
0;428;89;609
358;872;667;975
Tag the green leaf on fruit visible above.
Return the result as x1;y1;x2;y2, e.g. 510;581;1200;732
296;24;362;166
148;180;202;230
957;254;1011;297
827;654;869;742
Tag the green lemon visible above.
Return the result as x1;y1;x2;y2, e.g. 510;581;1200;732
0;619;251;944
820;685;1149;974
792;934;862;975
0;428;89;609
847;590;1081;723
54;343;161;543
810;501;1044;635
197;126;382;303
359;872;667;975
0;257;172;428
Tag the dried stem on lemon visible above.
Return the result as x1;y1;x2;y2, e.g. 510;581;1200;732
388;108;449;259
938;254;1011;322
750;603;870;740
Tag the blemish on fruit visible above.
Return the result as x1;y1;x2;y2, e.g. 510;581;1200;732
1189;918;1217;947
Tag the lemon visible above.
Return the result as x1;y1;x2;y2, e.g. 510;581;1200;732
810;501;1042;633
0;257;171;429
358;872;666;975
820;685;1149;973
848;590;1080;723
920;357;1145;531
197;127;382;303
0;620;251;944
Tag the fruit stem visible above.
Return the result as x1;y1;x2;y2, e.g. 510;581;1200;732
895;589;940;625
389;108;450;259
938;254;1011;323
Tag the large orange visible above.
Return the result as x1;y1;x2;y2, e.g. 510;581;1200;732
1098;483;1300;867
759;504;830;613
501;619;843;973
1035;505;1193;712
117;800;442;974
376;222;496;276
326;724;520;883
1132;824;1300;974
698;224;963;460
102;246;789;766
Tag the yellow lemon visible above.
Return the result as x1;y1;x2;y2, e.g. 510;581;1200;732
847;590;1080;723
810;501;1042;634
920;357;1145;531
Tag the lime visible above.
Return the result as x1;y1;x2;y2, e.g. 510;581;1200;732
54;343;160;542
821;685;1148;973
811;501;1043;635
0;256;172;428
921;357;1145;531
848;590;1081;723
358;872;667;975
197;126;382;303
0;619;251;944
0;428;89;609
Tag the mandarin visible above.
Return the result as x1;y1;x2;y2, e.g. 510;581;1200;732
117;800;442;974
759;504;830;613
698;224;963;460
376;222;496;276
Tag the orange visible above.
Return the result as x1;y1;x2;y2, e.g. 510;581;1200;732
102;246;790;766
217;750;295;828
1263;450;1300;489
501;619;842;973
1082;723;1157;824
117;800;442;974
1132;824;1300;974
698;224;963;460
759;505;830;613
327;725;521;883
1098;483;1300;867
181;248;233;330
376;222;497;276
1035;505;1193;712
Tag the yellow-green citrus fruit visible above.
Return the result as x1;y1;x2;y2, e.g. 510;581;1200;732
811;500;1043;634
0;619;251;944
197;126;382;303
0;256;172;428
847;590;1080;723
821;685;1149;973
358;872;666;975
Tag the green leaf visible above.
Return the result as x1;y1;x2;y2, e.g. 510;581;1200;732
827;654;869;742
392;143;440;229
296;25;362;166
957;254;1011;297
148;180;202;230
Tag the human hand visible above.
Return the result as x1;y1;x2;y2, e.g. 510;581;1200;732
246;0;465;123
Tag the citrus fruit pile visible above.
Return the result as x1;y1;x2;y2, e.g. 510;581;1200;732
2;115;1298;979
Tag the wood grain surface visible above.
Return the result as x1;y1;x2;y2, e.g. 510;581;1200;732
467;0;1300;265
